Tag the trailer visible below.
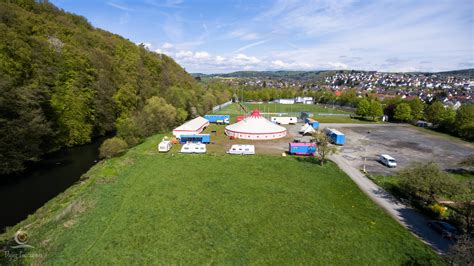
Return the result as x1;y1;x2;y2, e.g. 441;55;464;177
157;138;172;152
179;134;210;144
304;118;320;129
289;142;317;156
227;144;255;155
271;116;297;125
180;143;206;154
325;128;345;145
204;115;230;124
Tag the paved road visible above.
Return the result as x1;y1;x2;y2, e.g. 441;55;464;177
330;154;452;254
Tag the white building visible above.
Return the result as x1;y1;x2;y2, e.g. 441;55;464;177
225;110;287;140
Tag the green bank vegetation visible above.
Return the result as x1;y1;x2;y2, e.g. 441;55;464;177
0;1;231;175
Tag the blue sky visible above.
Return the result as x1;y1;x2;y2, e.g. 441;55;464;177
50;0;474;73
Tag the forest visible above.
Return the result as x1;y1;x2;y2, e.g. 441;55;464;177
0;1;230;174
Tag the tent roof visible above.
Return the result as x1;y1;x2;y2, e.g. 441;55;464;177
174;116;209;132
225;110;286;134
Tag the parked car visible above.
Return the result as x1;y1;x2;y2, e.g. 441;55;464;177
427;220;460;240
379;154;397;168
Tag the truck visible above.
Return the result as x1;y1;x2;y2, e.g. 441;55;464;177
325;128;345;145
271;116;297;125
227;144;255;155
204;115;230;124
288;142;317;156
304;118;320;129
179;134;211;144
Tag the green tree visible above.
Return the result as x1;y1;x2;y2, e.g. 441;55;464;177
312;130;338;165
398;162;463;204
99;137;128;159
425;101;445;125
368;100;383;121
455;104;474;140
408;97;425;120
356;98;370;118
394;103;413;122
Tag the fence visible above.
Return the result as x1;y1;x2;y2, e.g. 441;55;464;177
212;100;232;112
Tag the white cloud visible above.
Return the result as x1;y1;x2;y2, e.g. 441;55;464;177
155;48;163;54
194;51;210;59
233;54;261;64
107;2;134;11
176;50;194;58
162;42;174;49
271;60;313;69
327;62;348;69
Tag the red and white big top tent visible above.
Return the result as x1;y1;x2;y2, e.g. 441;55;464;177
225;110;287;140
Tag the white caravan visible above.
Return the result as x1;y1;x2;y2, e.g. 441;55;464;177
180;143;206;154
158;138;172;152
379;154;397;168
227;144;255;155
271;116;297;125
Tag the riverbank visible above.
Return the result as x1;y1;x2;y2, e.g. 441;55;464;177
0;137;106;232
0;133;442;264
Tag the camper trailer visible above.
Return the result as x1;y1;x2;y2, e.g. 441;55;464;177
271;116;297;125
157;138;172;152
180;143;206;154
304;118;320;129
204;115;230;124
227;144;255;155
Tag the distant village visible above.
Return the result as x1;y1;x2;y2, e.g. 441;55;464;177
219;71;474;109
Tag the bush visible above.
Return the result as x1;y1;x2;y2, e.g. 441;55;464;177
99;137;128;159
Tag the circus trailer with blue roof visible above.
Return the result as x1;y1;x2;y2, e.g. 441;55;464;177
204;115;230;124
179;134;211;144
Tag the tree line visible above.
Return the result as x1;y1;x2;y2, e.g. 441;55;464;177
222;84;473;140
0;1;231;174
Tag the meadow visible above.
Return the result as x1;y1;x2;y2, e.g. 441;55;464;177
0;134;442;265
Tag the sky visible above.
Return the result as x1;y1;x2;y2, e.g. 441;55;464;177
50;0;474;74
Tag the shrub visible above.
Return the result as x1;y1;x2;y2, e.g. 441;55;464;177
99;137;128;159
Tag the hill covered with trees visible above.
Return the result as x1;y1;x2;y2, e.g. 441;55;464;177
0;0;230;175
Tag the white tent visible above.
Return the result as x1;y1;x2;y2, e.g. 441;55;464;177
173;116;209;138
301;125;316;135
225;110;287;140
299;123;311;133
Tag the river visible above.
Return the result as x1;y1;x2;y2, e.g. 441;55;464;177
0;137;106;233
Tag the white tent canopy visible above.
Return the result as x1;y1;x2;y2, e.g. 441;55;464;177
225;110;287;140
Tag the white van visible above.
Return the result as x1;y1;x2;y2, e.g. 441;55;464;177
271;116;297;125
227;144;255;155
180;143;206;154
158;139;172;152
379;154;397;168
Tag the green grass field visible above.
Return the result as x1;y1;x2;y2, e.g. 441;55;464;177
213;103;376;123
0;134;442;265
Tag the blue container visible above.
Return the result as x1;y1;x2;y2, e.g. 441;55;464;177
326;129;345;145
288;143;317;155
204;115;230;124
305;118;319;129
179;134;211;144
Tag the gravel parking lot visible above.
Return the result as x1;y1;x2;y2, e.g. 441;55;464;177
314;124;474;176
